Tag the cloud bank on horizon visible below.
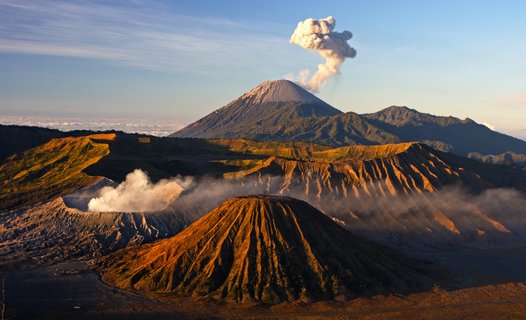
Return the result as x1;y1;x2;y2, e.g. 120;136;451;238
0;115;183;137
289;16;357;93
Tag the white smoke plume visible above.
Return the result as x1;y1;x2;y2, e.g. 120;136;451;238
290;16;357;92
87;169;184;212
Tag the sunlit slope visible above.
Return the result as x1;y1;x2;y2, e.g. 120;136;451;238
221;142;526;247
225;142;526;192
100;196;433;303
1;130;525;251
0;134;115;210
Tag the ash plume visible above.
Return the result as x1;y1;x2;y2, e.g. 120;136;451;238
87;169;183;212
290;16;357;92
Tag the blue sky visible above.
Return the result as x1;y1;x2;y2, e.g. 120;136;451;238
0;0;525;138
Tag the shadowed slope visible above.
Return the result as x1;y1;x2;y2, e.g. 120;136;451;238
100;196;433;304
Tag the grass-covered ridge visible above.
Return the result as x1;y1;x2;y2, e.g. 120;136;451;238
0;134;114;211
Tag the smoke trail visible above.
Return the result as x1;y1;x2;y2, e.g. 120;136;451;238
290;16;356;92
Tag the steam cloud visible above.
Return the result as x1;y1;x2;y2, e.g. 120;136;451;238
84;169;526;248
290;16;357;92
87;169;184;212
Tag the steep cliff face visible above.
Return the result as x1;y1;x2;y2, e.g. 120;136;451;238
233;143;489;196
100;196;433;304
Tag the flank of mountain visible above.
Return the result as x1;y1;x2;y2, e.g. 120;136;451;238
227;142;526;194
362;106;526;156
100;195;433;304
468;151;526;167
0;195;193;268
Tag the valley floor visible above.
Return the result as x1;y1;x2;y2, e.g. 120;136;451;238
3;248;526;320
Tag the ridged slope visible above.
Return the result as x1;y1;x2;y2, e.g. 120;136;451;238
245;111;400;147
231;143;486;194
100;196;432;304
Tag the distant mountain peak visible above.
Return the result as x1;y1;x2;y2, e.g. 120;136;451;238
171;79;342;139
240;79;324;104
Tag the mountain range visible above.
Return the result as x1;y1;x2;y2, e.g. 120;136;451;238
171;80;526;157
